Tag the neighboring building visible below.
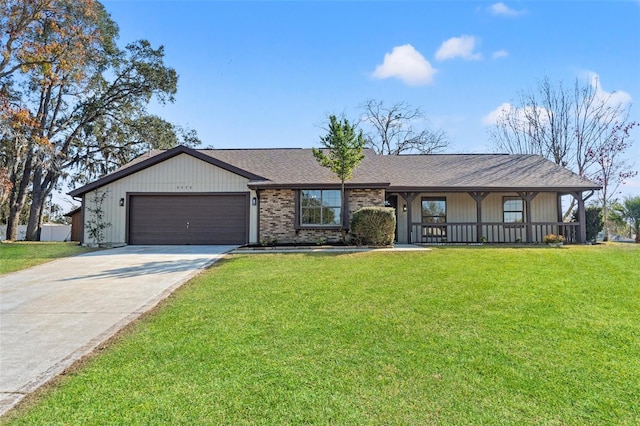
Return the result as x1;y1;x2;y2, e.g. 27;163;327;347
68;145;600;246
63;207;82;242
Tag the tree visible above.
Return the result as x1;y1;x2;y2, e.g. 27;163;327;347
1;0;195;241
312;115;366;237
360;99;449;155
571;205;603;242
587;122;638;241
487;76;637;220
610;196;640;243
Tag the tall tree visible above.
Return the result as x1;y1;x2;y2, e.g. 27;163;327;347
312;115;365;236
360;99;448;155
587;122;638;241
487;76;637;219
610;196;640;243
1;0;195;240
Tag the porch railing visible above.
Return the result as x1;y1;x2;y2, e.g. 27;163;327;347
411;222;579;244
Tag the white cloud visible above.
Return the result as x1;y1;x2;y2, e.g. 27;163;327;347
435;35;482;62
489;2;525;17
482;102;549;126
586;71;632;107
483;102;513;125
372;44;437;86
492;49;509;59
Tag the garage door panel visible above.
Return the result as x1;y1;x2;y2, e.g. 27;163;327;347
129;194;248;245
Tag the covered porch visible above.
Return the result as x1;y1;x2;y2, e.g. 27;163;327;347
388;190;594;244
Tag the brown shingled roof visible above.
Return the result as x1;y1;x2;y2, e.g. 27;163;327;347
68;145;600;197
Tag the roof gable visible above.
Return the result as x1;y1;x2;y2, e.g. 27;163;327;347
68;145;265;197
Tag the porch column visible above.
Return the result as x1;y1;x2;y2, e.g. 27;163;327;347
469;192;489;242
399;192;417;243
518;191;539;243
556;193;564;223
572;190;594;243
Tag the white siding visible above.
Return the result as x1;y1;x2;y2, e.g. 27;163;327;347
82;154;255;245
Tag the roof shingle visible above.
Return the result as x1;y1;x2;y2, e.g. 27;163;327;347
69;146;600;197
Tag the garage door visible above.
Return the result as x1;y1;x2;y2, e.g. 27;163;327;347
128;194;248;245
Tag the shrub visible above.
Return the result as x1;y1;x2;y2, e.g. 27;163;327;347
571;206;603;242
350;207;396;246
543;233;565;244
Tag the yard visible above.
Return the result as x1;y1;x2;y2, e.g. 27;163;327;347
0;242;93;275
3;244;639;424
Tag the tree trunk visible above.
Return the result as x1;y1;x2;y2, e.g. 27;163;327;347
601;194;609;242
5;151;34;240
25;168;45;241
635;227;640;244
25;169;57;241
340;180;346;243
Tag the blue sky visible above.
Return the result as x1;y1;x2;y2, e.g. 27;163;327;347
98;0;640;197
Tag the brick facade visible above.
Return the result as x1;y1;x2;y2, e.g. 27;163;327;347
258;188;386;244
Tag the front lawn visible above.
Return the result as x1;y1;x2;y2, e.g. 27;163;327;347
3;244;639;424
0;242;93;275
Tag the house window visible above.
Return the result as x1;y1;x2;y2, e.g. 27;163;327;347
503;196;524;222
422;197;447;240
422;197;446;223
300;190;341;226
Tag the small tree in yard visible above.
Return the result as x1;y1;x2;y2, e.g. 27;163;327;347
312;115;366;239
610;196;640;243
85;189;111;247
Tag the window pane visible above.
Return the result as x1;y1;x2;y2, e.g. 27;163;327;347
322;190;341;207
322;207;341;225
422;198;446;222
504;212;523;223
302;190;321;207
302;207;321;224
504;198;523;211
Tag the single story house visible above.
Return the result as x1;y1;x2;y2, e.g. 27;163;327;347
68;145;600;246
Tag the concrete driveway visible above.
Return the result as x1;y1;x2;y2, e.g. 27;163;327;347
0;245;236;416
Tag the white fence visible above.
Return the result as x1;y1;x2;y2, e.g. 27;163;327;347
1;224;72;242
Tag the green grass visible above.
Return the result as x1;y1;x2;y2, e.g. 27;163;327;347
3;244;640;425
0;242;94;275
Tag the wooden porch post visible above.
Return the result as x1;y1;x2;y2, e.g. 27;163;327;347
572;190;594;243
556;193;564;223
518;191;538;243
399;192;417;243
469;192;489;242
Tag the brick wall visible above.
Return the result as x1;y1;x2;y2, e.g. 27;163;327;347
258;188;385;244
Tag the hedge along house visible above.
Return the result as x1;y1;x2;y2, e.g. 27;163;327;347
68;145;600;246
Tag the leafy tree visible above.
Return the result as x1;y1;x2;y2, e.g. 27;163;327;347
571;205;603;242
1;0;196;241
610;196;640;243
360;99;449;155
312;115;365;237
488;76;637;220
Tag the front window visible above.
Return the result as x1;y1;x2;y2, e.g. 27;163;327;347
503;196;524;222
422;197;446;223
301;190;341;226
422;197;447;240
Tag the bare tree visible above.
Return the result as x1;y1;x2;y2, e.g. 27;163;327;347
360;100;449;155
588;122;638;240
488;76;636;220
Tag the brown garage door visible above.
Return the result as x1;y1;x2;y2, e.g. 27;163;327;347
128;194;248;245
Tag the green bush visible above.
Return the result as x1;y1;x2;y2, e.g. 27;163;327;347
572;206;603;242
350;207;396;246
